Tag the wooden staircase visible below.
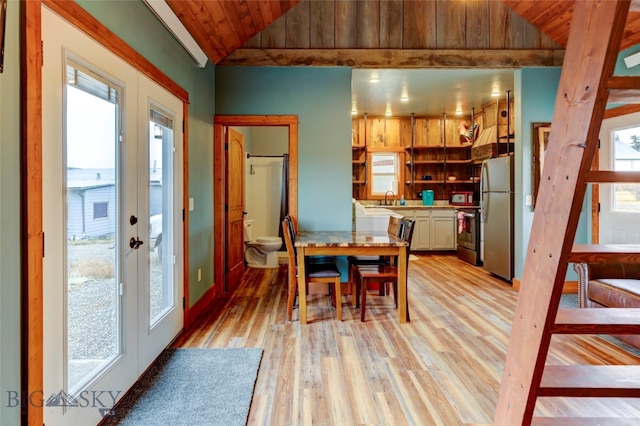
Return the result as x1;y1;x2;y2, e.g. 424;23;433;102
494;1;640;424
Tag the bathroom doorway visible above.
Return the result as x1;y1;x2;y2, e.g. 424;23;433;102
242;128;289;250
213;115;298;292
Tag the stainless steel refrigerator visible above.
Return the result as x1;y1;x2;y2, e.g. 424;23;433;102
480;156;514;282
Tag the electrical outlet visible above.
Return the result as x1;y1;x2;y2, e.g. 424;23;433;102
197;268;202;282
526;195;533;206
189;197;195;211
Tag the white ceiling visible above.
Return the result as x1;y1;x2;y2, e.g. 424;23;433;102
351;68;515;118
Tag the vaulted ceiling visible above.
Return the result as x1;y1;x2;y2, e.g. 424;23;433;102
159;0;640;116
504;1;640;51
164;0;640;67
165;0;301;64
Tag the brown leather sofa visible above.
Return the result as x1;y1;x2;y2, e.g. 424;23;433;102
574;262;640;348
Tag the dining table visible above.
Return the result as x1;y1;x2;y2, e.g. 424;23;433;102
294;230;409;324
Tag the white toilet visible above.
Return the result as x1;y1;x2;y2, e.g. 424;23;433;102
243;219;282;268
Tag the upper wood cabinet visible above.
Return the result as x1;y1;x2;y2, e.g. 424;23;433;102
365;117;406;148
414;118;443;147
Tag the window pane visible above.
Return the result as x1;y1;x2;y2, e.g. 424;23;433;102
66;65;120;393
371;152;399;195
148;111;174;326
93;201;108;219
612;126;640;213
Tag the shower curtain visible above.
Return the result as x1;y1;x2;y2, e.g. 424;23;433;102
278;154;289;250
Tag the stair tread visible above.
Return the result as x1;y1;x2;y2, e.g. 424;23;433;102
607;78;640;103
608;76;640;89
568;244;640;263
532;417;640;426
553;308;640;334
539;365;640;397
584;170;640;183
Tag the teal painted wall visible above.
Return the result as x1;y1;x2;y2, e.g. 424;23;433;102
215;67;353;232
615;45;640;76
514;67;591;281
76;1;216;306
0;1;21;423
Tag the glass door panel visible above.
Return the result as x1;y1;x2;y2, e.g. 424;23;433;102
65;63;121;392
148;111;174;326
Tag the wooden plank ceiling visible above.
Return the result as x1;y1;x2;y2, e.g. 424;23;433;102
165;0;301;64
503;0;640;50
221;0;565;67
165;0;640;66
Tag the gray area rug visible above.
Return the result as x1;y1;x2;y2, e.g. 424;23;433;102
104;348;263;426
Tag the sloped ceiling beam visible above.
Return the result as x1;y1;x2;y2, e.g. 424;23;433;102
165;0;301;64
503;0;640;50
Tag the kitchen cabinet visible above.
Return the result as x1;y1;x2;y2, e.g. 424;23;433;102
389;208;456;251
430;209;457;250
352;114;486;203
412;210;431;250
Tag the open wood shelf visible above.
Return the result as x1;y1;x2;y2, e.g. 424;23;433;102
445;159;474;164
408;180;444;184
409;160;444;165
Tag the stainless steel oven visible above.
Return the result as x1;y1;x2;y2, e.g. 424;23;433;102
456;208;481;266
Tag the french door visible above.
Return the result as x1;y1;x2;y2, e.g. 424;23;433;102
42;7;183;425
598;111;640;243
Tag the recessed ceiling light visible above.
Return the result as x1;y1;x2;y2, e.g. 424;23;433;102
351;110;358;115
491;92;500;97
400;96;409;102
385;111;392;117
369;74;380;83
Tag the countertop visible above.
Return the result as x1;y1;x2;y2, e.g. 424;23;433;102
295;230;407;247
361;203;480;210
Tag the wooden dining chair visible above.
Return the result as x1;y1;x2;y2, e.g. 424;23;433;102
355;218;415;322
282;216;343;322
347;215;404;307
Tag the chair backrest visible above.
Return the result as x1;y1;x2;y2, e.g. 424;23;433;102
282;216;297;267
387;215;403;236
285;214;297;241
399;218;416;259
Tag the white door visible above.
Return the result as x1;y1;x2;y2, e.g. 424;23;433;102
137;77;184;370
42;7;183;425
599;112;640;243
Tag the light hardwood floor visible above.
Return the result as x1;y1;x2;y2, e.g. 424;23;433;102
173;254;640;425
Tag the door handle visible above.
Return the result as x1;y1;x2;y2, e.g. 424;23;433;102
129;237;144;249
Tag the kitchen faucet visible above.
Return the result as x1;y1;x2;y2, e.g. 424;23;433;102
383;190;395;206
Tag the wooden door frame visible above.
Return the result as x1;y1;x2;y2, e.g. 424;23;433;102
213;115;298;292
24;3;190;424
